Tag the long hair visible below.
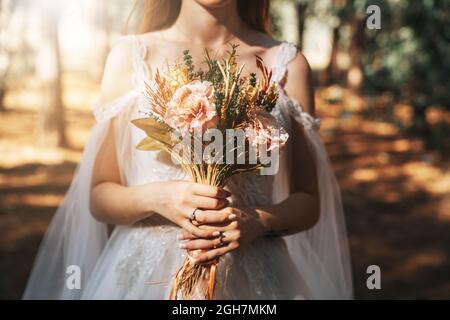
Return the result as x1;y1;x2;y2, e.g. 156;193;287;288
128;0;271;35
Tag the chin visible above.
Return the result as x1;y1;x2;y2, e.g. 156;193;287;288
194;0;235;8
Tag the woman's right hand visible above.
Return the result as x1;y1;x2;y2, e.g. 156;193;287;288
143;181;235;238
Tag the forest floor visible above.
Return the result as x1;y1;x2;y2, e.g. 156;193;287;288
1;78;449;299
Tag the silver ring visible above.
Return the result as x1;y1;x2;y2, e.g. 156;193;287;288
189;208;198;222
219;231;225;246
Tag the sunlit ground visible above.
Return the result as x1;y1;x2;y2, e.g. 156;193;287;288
0;76;449;299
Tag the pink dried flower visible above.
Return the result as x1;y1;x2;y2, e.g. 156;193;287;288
165;80;219;133
245;109;289;154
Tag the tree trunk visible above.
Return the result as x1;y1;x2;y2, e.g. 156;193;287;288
0;0;11;113
296;2;308;51
0;61;11;113
324;26;340;85
0;87;5;112
411;100;432;147
347;17;366;92
0;66;9;113
36;4;66;147
92;0;112;81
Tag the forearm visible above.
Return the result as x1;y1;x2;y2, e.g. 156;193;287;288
255;192;320;237
90;182;155;225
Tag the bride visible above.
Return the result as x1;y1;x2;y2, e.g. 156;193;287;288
23;0;353;299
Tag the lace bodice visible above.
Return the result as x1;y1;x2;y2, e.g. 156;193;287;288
93;35;322;209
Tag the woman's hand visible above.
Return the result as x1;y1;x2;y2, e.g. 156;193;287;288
147;181;237;239
177;207;267;264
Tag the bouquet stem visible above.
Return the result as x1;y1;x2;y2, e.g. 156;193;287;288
169;257;218;300
168;164;224;300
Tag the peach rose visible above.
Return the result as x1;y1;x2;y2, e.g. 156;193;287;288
165;80;219;133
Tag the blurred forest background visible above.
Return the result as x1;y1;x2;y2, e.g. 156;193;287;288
0;0;449;299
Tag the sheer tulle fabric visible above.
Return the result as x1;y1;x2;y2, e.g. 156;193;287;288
23;36;352;300
274;96;353;299
22;90;138;299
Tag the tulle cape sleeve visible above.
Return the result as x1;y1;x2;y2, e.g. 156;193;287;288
23;86;140;299
272;96;354;299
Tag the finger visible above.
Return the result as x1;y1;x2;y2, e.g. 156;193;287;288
190;243;237;264
179;221;237;240
179;228;224;240
189;196;228;210
179;231;197;240
193;184;231;199
180;220;220;239
180;237;225;250
198;220;238;232
179;220;239;240
194;209;238;225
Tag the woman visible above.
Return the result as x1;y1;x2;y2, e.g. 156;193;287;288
24;0;353;299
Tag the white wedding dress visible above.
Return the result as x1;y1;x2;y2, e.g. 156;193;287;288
23;35;353;300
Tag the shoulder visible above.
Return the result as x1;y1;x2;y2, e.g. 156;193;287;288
286;49;312;82
283;45;315;116
234;30;316;115
243;31;311;87
104;36;136;74
98;36;136;104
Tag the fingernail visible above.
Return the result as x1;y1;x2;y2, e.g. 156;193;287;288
179;242;187;249
177;234;184;240
212;231;220;237
228;214;237;220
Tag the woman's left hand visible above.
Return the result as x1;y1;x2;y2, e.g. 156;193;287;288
178;207;266;264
